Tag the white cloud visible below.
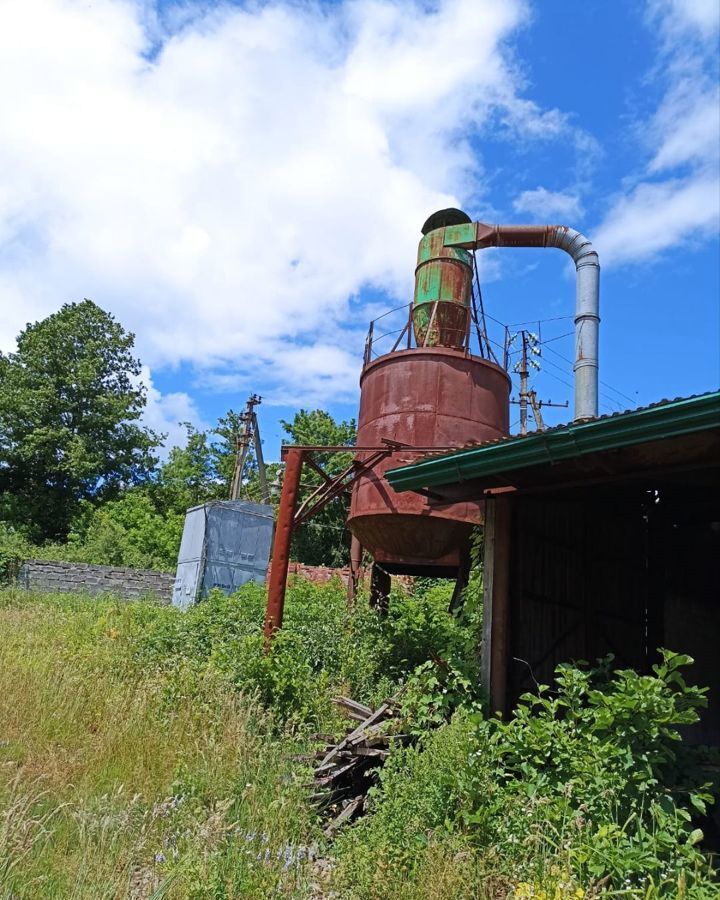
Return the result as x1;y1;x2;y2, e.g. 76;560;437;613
592;175;719;264
595;0;720;264
647;0;720;39
513;187;583;221
138;365;207;452
0;0;583;403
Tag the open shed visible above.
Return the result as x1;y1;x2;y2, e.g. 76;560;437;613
386;392;720;745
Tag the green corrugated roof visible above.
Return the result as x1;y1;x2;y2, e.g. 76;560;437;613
385;391;720;492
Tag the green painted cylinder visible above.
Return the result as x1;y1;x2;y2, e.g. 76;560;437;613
413;227;473;348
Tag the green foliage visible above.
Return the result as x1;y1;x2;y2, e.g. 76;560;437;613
67;491;184;570
153;423;224;514
0;300;160;540
0;589;320;898
279;409;356;567
468;651;716;891
115;578;466;731
336;652;718;897
1;584;717;898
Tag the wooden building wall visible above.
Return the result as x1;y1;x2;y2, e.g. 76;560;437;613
483;485;719;745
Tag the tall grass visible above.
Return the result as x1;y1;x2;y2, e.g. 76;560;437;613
0;588;321;898
2;583;714;899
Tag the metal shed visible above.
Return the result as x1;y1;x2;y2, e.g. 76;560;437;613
172;500;274;610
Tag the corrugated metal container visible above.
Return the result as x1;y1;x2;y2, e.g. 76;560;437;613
172;500;274;610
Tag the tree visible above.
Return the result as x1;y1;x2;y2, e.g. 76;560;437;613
68;491;184;571
279;409;356;567
153;423;222;516
0;300;160;540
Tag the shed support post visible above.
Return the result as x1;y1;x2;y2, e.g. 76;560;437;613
347;534;363;607
264;448;303;648
482;496;512;715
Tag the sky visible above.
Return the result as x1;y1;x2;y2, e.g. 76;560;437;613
1;0;718;459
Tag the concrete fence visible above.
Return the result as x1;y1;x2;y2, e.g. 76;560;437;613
14;558;358;603
17;559;176;602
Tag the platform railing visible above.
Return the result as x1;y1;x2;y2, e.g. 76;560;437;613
363;301;510;370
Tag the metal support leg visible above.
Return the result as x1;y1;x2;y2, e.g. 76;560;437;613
448;545;471;614
369;563;390;617
264;448;303;648
346;534;363;607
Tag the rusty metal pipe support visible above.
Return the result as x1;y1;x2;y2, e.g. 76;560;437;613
264;447;303;648
443;222;600;420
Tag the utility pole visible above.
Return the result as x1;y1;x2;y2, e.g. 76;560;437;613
512;331;568;434
229;394;269;502
517;331;530;435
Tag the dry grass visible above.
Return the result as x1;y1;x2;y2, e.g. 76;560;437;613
0;590;320;898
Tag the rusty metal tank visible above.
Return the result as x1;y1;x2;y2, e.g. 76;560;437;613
347;347;510;575
348;207;511;576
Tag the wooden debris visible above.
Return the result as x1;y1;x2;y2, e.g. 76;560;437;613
332;696;373;721
309;696;411;838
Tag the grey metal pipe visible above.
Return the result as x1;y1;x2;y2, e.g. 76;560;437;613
442;221;601;420
545;227;600;420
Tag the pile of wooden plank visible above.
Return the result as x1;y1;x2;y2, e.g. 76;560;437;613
309;697;409;838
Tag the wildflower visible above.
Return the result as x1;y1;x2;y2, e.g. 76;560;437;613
155;852;165;864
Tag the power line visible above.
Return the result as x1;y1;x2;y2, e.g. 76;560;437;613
507;314;573;327
541;343;638;406
538;330;575;345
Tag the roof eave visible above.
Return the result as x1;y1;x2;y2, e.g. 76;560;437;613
385;392;720;492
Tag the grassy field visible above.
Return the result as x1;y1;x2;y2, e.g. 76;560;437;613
0;590;321;898
0;584;716;899
0;580;477;899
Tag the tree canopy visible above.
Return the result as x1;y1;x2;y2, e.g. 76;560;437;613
0;300;160;540
280;409;356;568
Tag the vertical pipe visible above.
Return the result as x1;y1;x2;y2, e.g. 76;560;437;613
573;257;600;419
346;534;363;607
264;448;303;647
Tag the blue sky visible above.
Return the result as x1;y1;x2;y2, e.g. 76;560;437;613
1;0;718;460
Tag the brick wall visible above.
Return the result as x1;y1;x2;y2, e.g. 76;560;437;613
17;559;175;602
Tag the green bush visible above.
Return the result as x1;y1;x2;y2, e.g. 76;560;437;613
113;576;470;731
335;651;718;897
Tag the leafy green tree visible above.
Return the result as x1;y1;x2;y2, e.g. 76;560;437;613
0;300;160;540
279;409;356;567
153;423;222;515
67;491;184;571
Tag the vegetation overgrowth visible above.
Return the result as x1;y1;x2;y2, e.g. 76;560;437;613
0;580;716;898
0;300;357;571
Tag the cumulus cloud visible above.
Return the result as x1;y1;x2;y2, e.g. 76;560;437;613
138;365;207;452
513;187;583;221
0;0;582;404
595;0;720;265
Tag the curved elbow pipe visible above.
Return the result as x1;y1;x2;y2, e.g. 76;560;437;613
442;222;600;421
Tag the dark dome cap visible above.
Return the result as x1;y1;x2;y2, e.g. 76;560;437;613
421;208;472;235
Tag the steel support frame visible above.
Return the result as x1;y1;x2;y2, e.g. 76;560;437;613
263;446;391;647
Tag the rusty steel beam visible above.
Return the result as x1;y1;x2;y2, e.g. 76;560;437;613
264;447;303;648
280;443;460;459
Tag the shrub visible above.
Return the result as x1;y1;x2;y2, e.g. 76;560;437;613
335;652;718;897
